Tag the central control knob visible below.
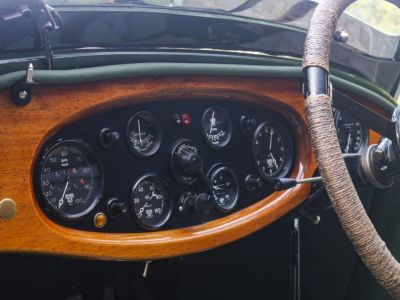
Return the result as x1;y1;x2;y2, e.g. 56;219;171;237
180;151;203;175
170;139;209;187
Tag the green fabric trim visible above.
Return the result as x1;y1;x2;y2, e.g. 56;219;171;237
0;62;395;113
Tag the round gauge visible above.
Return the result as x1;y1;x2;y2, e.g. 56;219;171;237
253;122;293;181
126;111;162;157
209;165;239;212
131;175;171;230
335;111;368;153
201;106;232;148
36;140;103;219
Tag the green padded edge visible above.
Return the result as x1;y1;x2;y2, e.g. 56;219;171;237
0;62;395;113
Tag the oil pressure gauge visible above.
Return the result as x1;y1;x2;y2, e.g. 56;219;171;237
126;111;162;157
201;106;232;148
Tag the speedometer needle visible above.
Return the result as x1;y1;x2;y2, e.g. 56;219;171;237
58;180;69;209
138;201;150;217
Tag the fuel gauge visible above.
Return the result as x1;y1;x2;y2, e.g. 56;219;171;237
126;111;162;157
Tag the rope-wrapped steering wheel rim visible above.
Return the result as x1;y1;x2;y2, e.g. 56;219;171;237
303;0;400;298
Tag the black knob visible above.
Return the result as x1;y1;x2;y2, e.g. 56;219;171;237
245;175;263;191
194;193;212;215
108;199;127;217
99;128;120;148
240;116;256;132
178;192;197;217
180;151;203;175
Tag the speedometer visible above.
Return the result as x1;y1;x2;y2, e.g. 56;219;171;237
36;140;103;219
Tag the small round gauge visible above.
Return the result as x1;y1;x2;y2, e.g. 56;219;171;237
253;122;293;181
36;140;103;219
201;106;232;148
131;175;171;230
126;111;162;157
335;111;368;153
209;165;239;212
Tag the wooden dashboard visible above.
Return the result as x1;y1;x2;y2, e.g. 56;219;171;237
0;76;382;260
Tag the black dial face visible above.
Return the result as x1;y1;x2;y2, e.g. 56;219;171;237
37;140;103;219
253;122;293;181
201;106;232;148
335;111;368;153
209;166;239;212
126;111;162;157
131;175;171;230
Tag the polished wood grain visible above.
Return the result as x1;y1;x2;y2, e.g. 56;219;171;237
0;76;374;260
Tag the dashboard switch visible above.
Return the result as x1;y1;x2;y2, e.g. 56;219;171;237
108;198;128;217
240;115;256;132
245;175;262;191
99;128;120;148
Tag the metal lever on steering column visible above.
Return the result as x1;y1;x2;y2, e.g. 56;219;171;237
274;153;361;191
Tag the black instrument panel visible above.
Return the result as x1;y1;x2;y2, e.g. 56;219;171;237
34;99;298;233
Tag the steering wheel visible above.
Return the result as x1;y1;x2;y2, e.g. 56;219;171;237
303;0;400;297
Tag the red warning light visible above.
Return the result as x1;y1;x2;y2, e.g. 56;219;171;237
181;114;191;126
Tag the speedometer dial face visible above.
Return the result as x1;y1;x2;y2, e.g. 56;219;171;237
201;106;232;148
253;122;293;181
38;140;103;219
126;111;162;157
335;111;368;153
131;175;171;230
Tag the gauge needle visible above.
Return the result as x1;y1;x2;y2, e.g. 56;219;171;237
210;111;216;134
137;119;143;144
270;152;279;169
58;180;69;209
269;130;273;151
150;191;162;200
138;201;150;217
345;132;351;153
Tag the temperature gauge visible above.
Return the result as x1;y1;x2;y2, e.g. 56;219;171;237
201;106;232;148
126;111;162;157
131;175;171;230
209;165;239;212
